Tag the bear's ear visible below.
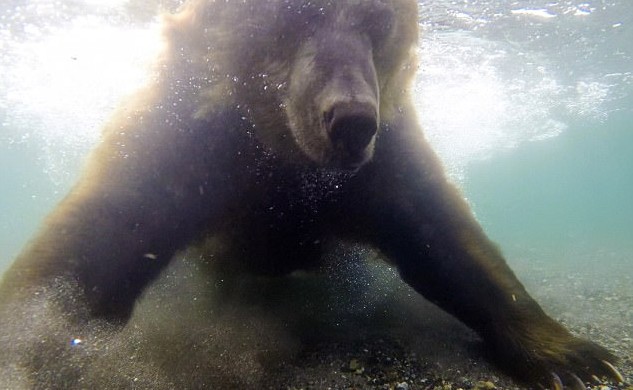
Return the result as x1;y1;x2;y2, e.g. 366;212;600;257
379;45;418;122
161;3;201;55
378;1;419;122
159;2;242;121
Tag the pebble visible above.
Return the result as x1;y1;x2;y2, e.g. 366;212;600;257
396;382;409;390
474;381;496;390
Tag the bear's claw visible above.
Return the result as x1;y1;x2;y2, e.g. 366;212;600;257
545;360;625;389
569;373;586;390
492;321;624;389
602;360;625;383
550;372;564;390
547;373;585;390
548;366;621;390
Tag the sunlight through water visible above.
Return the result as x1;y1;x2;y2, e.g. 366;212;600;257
1;8;163;185
0;0;631;269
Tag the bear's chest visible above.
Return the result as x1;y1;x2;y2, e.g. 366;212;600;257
223;164;357;274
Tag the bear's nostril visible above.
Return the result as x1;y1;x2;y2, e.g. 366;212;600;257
324;109;336;129
326;104;378;155
329;115;377;153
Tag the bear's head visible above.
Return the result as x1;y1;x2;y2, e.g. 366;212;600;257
167;0;418;170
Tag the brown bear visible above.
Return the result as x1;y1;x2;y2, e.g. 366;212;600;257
0;0;623;388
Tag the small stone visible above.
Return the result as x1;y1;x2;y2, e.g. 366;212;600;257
474;381;496;390
348;358;364;374
396;382;409;390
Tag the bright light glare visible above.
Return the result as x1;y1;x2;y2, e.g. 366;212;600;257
414;33;576;180
2;16;163;183
0;4;616;186
510;9;557;19
415;44;509;177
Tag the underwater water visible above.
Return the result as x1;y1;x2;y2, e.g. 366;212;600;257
416;1;633;264
0;0;632;387
1;1;631;272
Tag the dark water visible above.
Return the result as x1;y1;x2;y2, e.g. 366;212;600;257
1;0;632;291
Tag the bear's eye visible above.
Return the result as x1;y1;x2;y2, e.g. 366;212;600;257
364;7;395;48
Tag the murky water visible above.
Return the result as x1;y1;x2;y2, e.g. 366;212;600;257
0;1;631;387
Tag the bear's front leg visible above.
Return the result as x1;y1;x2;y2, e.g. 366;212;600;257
350;115;623;388
0;108;244;322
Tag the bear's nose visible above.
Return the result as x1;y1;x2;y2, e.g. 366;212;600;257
325;103;378;157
